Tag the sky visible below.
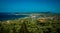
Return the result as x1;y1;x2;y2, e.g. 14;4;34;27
0;0;60;13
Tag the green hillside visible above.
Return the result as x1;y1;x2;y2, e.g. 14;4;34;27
0;14;60;33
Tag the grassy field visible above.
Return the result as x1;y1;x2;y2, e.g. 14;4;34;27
0;13;60;33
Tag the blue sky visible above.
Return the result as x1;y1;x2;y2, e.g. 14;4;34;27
0;0;60;13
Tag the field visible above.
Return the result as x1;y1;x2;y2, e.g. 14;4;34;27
0;13;60;33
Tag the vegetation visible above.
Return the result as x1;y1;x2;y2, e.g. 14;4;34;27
0;14;60;33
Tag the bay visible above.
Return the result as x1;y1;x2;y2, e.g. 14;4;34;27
0;13;28;21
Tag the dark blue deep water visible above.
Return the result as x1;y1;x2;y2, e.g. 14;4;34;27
0;13;28;21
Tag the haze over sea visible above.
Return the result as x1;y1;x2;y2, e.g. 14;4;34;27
0;0;60;13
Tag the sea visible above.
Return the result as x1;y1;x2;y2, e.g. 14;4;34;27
0;13;28;21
